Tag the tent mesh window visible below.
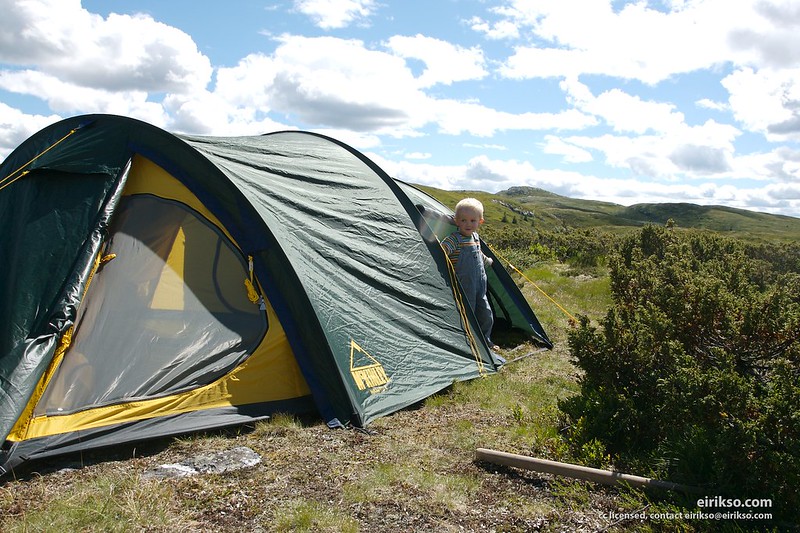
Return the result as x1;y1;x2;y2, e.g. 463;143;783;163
36;194;267;416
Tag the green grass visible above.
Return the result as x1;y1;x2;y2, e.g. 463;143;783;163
1;468;179;532
343;462;481;513
519;262;612;329
271;499;359;532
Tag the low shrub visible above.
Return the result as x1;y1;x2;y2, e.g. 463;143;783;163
482;225;616;271
560;225;800;522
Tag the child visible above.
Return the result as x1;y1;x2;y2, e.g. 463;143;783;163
440;198;498;350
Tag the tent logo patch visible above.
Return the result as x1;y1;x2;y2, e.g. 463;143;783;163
349;339;389;393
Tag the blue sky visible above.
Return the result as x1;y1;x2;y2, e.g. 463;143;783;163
1;0;799;217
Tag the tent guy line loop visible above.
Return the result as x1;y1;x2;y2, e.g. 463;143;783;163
0;125;86;192
441;249;488;374
486;244;578;324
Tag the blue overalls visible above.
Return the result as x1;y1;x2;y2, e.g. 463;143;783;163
456;232;494;347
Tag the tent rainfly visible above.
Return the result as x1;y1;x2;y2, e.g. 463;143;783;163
0;114;551;474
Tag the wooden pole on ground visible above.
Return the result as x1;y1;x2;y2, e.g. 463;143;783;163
475;448;700;493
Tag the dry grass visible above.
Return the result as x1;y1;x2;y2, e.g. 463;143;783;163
0;350;625;532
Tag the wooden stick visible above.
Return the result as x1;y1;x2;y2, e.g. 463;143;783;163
475;448;700;493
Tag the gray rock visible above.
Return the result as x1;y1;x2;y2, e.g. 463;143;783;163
142;446;261;480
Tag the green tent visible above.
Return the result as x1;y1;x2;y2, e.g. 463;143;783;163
0;114;551;474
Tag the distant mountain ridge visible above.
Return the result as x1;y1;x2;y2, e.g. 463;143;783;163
418;184;800;243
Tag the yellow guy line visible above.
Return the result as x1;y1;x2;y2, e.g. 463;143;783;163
487;243;578;324
441;247;486;374
0;126;82;192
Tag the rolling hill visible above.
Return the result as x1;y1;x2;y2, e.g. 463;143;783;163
416;184;800;243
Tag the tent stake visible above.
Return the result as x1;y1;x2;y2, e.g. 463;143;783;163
475;448;700;493
502;347;548;365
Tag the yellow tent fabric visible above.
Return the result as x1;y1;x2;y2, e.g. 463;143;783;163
9;156;309;442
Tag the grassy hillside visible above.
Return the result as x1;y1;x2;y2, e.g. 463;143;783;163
416;184;800;243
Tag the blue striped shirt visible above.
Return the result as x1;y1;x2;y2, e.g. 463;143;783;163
441;231;480;266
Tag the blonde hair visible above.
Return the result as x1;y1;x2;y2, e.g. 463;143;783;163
454;197;484;218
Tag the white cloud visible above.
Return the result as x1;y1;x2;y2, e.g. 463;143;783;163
732;148;800;183
0;69;169;125
163;90;289;136
0;102;61;159
463;143;508;151
553;78;742;180
697;98;729;112
214;54;278;110
385;34;488;87
0;0;798;218
211;34;594;139
487;0;798;85
670;144;731;174
558;128;734;182
541;135;593;163
369;154;463;191
728;1;800;69
562;78;685;134
0;0;212;93
294;0;377;29
466;16;519;40
722;67;800;142
255;35;426;133
432;99;596;136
